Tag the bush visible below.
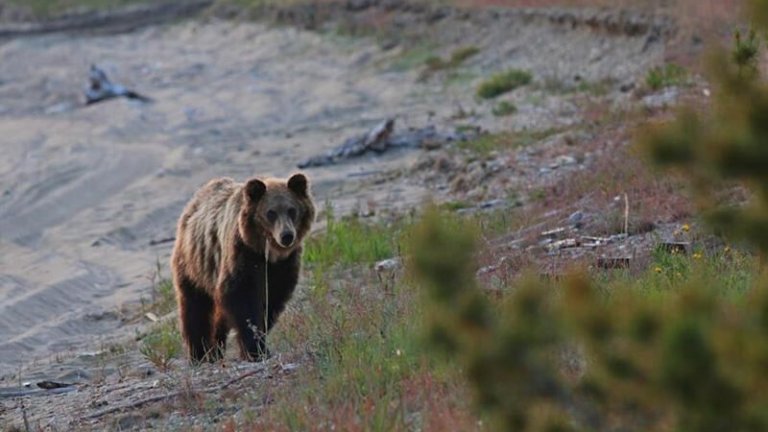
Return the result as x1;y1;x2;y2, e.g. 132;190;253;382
140;321;182;371
477;69;532;99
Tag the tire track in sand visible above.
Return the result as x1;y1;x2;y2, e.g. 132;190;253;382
0;145;159;246
0;144;159;374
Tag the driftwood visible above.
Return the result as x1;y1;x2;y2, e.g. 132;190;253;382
149;236;175;246
0;384;77;398
297;118;474;168
86;65;152;105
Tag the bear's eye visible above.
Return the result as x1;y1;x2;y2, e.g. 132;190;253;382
287;207;297;220
266;210;277;223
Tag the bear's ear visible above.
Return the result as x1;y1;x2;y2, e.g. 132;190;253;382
287;173;309;197
244;178;267;203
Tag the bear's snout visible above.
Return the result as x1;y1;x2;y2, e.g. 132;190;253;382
280;231;295;247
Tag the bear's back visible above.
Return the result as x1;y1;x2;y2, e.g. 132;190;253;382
174;177;244;291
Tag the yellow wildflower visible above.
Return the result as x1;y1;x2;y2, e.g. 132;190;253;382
682;224;690;232
654;267;662;273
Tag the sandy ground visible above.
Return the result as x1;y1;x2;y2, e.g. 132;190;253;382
0;4;668;427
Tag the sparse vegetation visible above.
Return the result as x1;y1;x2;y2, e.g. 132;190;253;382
732;28;761;78
641;27;768;251
491;100;517;116
458;128;561;157
139;320;182;372
304;205;404;268
405;11;768;432
645;63;689;90
389;42;440;72
439;200;473;211
421;46;480;79
6;0;150;17
477;69;532;99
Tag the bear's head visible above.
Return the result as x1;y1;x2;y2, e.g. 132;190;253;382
240;173;316;260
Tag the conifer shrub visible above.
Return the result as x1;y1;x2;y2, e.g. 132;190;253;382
412;6;768;430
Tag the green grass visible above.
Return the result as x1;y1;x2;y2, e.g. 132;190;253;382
439;200;473;211
600;244;757;300
423;46;480;75
304;205;408;269
645;63;689;91
476;69;532;99
457;127;561;157
7;0;151;17
491;100;517;116
139;320;182;371
151;279;176;315
389;42;440;72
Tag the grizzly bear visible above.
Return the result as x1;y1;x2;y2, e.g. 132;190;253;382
171;173;315;362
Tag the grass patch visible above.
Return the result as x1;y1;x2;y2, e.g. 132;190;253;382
541;76;615;96
645;63;689;91
424;46;480;73
389;42;439;72
139;320;182;372
457;127;561;157
439;200;473;211
591;243;757;301
8;0;150;17
476;69;532;99
252;221;476;429
491;100;517;116
304;205;406;268
150;279;175;315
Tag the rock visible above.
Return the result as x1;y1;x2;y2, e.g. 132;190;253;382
346;0;374;12
433;154;454;172
36;381;73;390
114;414;144;430
375;257;402;273
550;155;577;169
568;210;585;228
642;87;679;110
479;199;506;209
450;175;469;193
620;81;635;92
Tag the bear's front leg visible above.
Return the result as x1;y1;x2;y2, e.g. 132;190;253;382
176;277;216;363
220;269;270;362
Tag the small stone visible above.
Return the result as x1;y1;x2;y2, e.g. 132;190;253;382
375;258;402;273
550;155;577;169
568;211;585;227
642;87;679;110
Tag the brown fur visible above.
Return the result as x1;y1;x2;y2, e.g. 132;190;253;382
171;173;315;362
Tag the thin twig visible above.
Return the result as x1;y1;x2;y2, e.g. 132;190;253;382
623;193;629;236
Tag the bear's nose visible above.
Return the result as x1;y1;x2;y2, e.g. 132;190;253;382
280;231;295;247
